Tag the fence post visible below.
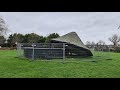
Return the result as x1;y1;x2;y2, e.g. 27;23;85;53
32;43;34;60
63;43;65;62
19;43;22;57
16;43;19;57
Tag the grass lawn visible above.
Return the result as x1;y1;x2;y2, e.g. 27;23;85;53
0;50;120;78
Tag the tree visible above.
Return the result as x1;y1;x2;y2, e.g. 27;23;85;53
108;34;120;47
45;33;60;43
97;40;105;46
91;41;95;45
86;41;91;48
7;33;24;47
38;36;46;43
91;41;95;48
0;36;6;46
86;41;91;45
96;40;106;51
0;17;8;36
23;33;41;43
91;41;95;49
7;32;59;47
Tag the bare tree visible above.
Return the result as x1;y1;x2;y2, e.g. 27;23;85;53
0;17;8;36
0;36;6;46
86;41;91;48
91;41;95;48
96;40;106;51
108;34;120;47
98;40;105;45
86;41;91;45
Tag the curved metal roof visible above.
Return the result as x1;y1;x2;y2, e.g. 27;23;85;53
52;32;90;50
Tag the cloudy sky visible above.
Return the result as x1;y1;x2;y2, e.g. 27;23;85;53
0;12;120;45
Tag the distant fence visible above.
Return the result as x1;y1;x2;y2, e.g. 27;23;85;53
86;45;112;52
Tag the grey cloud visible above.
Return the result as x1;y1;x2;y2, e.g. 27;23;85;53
0;12;120;44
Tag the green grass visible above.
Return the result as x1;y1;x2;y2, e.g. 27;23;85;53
0;50;120;78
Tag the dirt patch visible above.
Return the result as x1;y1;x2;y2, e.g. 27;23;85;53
0;47;16;50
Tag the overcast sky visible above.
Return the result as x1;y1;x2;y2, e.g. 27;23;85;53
0;12;120;45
